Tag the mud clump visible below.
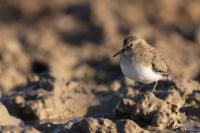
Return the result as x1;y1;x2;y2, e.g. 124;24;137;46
0;126;40;133
0;36;30;94
0;102;23;126
181;90;200;119
36;117;179;133
174;78;200;95
3;76;100;121
1;78;199;132
0;102;40;133
45;118;147;133
113;92;185;129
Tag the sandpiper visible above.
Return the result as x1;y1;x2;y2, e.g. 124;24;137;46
113;35;169;90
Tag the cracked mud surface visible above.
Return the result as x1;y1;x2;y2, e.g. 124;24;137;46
0;0;200;132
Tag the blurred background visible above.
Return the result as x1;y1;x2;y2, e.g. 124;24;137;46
0;0;200;124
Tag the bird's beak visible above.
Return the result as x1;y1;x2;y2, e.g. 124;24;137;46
113;48;124;58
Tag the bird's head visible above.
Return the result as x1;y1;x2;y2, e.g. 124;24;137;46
113;35;143;57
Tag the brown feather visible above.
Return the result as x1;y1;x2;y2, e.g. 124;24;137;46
152;48;168;76
132;42;168;76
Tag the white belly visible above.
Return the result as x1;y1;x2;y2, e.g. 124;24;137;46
120;59;163;83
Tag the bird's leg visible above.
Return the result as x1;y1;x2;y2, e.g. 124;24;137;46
138;84;142;94
152;81;158;92
134;82;142;93
138;82;144;94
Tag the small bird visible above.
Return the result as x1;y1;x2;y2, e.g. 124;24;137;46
113;35;169;91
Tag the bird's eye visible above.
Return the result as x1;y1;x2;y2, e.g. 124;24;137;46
130;44;133;47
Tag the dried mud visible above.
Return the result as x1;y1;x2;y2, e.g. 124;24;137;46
0;0;200;133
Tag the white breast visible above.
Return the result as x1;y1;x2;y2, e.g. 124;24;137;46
120;57;163;83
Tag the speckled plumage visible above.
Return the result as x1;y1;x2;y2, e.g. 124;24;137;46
115;35;169;84
132;41;168;76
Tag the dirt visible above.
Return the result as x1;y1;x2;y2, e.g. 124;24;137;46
0;0;200;133
0;102;22;126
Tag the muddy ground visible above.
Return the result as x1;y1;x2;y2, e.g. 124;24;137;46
0;0;200;133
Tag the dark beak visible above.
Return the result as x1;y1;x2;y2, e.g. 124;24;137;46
113;48;124;58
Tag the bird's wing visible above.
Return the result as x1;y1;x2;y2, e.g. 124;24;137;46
132;44;168;76
151;48;168;76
